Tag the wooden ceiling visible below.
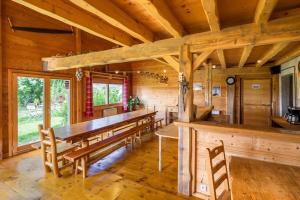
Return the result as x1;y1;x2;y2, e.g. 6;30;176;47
11;0;300;70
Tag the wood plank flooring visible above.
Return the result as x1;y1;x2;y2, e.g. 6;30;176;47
0;135;299;200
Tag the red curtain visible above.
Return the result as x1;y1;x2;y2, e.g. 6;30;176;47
123;77;129;111
85;76;94;117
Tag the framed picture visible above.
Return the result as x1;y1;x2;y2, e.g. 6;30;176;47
212;85;221;96
193;82;203;91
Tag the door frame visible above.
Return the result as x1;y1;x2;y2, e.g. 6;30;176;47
241;77;273;125
279;66;296;116
8;69;75;156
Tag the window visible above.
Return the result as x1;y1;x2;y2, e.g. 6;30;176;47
93;83;108;106
93;82;123;106
109;84;122;104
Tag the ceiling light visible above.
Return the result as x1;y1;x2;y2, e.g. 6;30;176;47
212;65;216;69
163;69;167;73
257;60;262;64
137;71;140;74
115;70;119;74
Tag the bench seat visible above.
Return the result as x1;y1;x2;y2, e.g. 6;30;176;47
63;122;151;178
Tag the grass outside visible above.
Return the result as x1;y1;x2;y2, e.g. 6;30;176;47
18;107;67;146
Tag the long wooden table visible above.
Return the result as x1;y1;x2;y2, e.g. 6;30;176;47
54;110;157;143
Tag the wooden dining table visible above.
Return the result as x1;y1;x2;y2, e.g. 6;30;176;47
53;110;157;143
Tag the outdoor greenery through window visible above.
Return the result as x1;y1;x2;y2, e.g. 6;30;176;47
93;83;122;106
17;77;71;146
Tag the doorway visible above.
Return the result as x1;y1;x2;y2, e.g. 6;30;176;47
242;79;272;127
9;71;73;155
281;74;294;115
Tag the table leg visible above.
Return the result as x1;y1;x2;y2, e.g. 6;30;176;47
159;135;162;171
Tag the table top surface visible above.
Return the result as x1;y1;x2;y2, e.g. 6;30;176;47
54;110;156;141
155;124;178;139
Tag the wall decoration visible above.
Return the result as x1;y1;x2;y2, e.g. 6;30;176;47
212;85;221;96
251;84;261;89
193;83;203;91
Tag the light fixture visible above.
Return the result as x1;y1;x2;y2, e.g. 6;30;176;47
137;70;140;74
212;65;216;69
257;60;262;64
163;69;167;73
115;70;119;74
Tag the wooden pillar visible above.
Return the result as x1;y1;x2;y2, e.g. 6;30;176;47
204;62;212;106
75;28;83;123
178;45;194;196
0;0;3;160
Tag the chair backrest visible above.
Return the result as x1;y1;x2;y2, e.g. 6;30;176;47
38;124;57;153
206;141;230;200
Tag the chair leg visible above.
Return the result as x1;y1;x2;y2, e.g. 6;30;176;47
52;153;61;177
42;149;51;173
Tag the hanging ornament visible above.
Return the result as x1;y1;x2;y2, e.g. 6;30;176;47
75;68;83;81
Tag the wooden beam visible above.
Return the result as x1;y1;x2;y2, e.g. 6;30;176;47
178;44;193;196
42;16;300;71
12;0;135;46
242;0;278;67
217;49;226;68
239;45;254;68
69;0;153;43
256;42;290;67
137;0;185;37
0;0;2;160
193;50;214;70
204;62;212;106
162;56;179;72
201;0;226;68
274;45;300;65
255;0;278;24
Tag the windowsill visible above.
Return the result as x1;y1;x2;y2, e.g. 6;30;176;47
93;103;123;109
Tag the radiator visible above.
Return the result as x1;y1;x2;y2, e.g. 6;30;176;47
103;107;118;117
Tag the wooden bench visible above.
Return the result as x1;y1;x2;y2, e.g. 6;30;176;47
63;122;150;178
155;117;163;131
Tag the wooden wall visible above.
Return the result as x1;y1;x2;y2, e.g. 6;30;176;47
0;1;113;158
131;60;228;122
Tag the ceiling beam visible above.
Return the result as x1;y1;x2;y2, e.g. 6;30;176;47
274;45;300;65
239;0;278;67
201;0;226;68
162;56;179;72
256;42;290;67
69;0;179;71
238;45;254;68
69;0;154;43
12;0;136;46
193;50;214;70
42;16;300;71
136;0;185;37
255;0;278;25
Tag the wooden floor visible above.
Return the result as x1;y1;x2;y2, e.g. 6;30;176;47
0;135;299;200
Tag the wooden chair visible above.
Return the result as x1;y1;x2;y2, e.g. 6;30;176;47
206;141;232;200
38;124;78;177
155;117;163;131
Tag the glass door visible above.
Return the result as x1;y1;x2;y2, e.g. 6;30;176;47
17;76;45;147
50;79;71;128
11;72;73;155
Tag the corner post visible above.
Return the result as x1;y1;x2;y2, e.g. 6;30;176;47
178;44;194;196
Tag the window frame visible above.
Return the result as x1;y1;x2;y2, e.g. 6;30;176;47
92;77;123;108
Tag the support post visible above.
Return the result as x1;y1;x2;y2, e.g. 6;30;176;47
178;44;194;196
227;75;236;124
204;62;212;106
0;0;3;160
75;28;83;123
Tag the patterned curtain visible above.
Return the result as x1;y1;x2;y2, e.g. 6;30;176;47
123;77;129;111
85;75;93;117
